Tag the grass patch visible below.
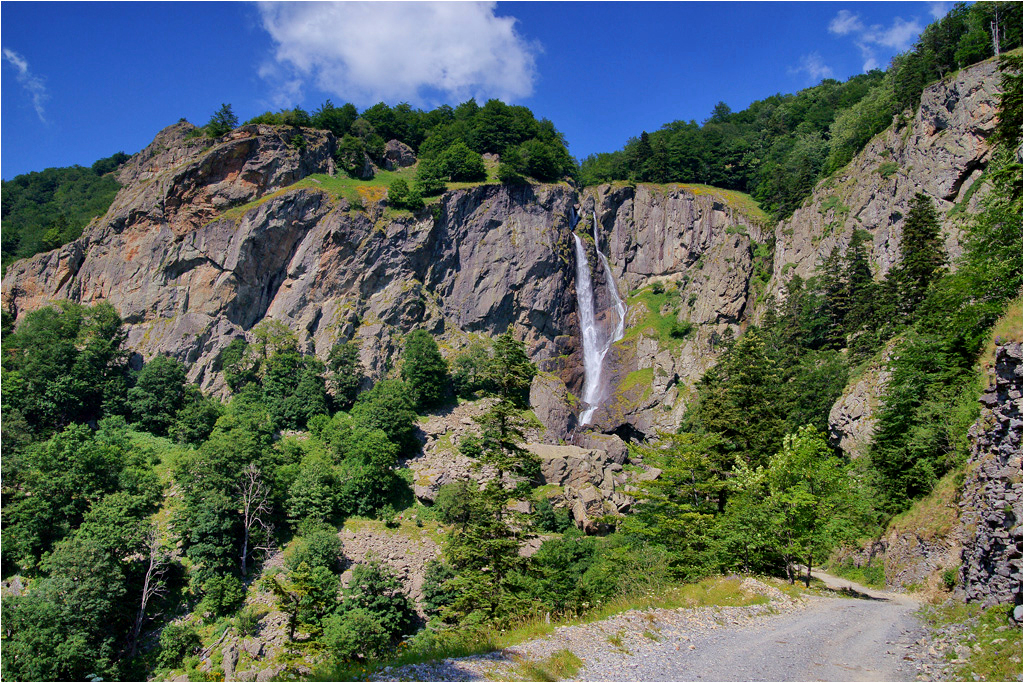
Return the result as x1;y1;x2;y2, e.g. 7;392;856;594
581;576;768;625
341;516;447;545
877;162;899;177
979;295;1023;371
606;630;630;654
617;367;654;396
511;649;584;682
531;484;564;500
819;195;850;216
623;285;692;348
636;182;770;226
314;575;774;681
888;469;961;541
213;167;421;225
829;559;887;589
922;602;1023;681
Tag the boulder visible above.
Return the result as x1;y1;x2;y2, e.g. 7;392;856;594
530;373;577;442
384;139;416;170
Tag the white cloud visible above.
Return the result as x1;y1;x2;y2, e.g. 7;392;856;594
257;1;539;107
828;10;864;36
3;48;48;122
928;2;952;20
827;10;923;72
865;17;923;51
790;53;835;82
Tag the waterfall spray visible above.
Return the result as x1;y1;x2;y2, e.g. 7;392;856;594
572;209;627;425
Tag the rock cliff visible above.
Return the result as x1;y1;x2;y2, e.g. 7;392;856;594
574;183;770;436
2;123;580;394
0;57;1005;446
765;58;1001;305
957;342;1023;611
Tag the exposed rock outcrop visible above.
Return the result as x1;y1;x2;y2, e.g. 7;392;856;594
339;522;443;616
828;340;897;458
766;58;1001;304
957;342;1023;611
384;139;417;170
3;127;580;393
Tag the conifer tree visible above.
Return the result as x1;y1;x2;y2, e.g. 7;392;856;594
441;327;539;623
843;229;879;358
889;193;945;321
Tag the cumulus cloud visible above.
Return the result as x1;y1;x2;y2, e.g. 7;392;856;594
790;53;835;82
257;1;539;106
928;2;952;20
828;10;864;36
828;10;923;72
3;48;48;122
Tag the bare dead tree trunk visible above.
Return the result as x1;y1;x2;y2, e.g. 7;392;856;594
128;527;168;657
991;7;1002;57
238;463;273;577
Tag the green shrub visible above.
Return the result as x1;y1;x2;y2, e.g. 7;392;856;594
433;481;476;525
287;525;342;573
335;135;370;179
942;567;958;591
669;319;694;340
878;161;899;177
157;623;202;669
200;575;246;618
236;607;261;637
421;560;457;617
400;330;450;411
323;608;389;662
387;178;424;211
451;340;493;399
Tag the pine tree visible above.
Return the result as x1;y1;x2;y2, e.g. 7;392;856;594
843;229;879;358
817;246;848;348
441;327;539;623
889;193;945;321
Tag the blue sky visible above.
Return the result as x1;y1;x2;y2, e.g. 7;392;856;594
1;1;950;180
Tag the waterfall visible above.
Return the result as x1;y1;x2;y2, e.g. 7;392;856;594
572;209;627;425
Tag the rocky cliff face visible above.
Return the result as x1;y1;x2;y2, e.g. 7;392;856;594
765;58;1000;305
573;184;770;436
957;342;1023;611
1;56;1004;446
827;339;897;458
1;121;765;442
2;123;580;394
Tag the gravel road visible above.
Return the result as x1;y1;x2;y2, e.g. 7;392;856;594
377;572;929;682
580;571;925;682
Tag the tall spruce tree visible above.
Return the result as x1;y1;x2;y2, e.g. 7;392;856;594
441;327;539;623
889;193;945;321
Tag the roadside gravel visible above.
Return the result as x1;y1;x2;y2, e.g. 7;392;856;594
374;573;937;679
375;573;933;682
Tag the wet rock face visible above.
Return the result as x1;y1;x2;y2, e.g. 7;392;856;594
765;58;1001;304
957;342;1023;611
